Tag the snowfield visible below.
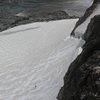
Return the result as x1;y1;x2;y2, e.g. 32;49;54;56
0;19;83;100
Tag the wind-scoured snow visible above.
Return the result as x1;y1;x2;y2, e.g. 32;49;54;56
0;19;83;100
74;3;100;38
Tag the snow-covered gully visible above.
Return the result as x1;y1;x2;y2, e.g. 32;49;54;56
74;3;100;38
0;19;84;100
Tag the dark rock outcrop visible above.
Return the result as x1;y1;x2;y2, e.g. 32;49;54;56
58;1;100;100
0;10;77;32
58;15;100;100
93;0;100;4
71;0;100;36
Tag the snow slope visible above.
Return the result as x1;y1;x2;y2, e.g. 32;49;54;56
0;19;83;100
74;3;100;38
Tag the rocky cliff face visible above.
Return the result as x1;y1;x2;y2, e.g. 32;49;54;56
71;0;100;37
58;0;100;100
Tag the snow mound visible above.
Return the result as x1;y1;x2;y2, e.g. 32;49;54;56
0;19;82;100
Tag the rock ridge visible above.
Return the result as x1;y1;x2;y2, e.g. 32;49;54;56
58;0;100;100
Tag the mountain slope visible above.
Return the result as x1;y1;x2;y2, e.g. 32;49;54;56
71;0;100;38
58;0;100;100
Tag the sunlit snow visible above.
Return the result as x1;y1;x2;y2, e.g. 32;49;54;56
0;19;83;100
